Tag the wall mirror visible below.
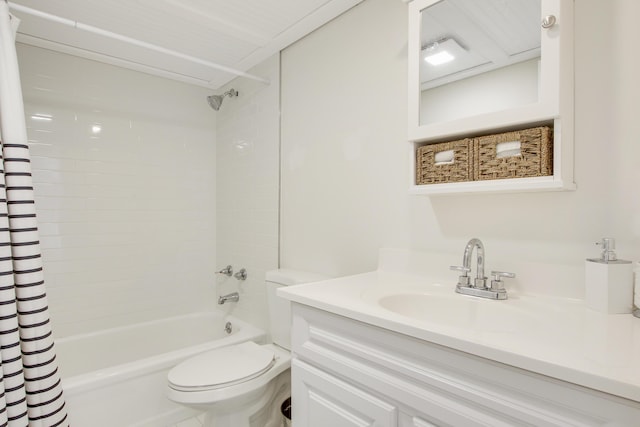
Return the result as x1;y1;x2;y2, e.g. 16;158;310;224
408;0;571;144
419;0;540;126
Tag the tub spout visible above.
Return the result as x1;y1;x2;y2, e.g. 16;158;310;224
218;292;239;305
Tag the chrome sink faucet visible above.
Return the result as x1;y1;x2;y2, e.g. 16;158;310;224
464;238;486;288
450;238;515;300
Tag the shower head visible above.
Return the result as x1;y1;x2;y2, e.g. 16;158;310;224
207;94;223;111
207;89;239;111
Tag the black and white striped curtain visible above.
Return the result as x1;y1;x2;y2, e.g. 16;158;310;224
0;2;68;426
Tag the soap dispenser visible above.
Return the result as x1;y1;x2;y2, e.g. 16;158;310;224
585;238;633;314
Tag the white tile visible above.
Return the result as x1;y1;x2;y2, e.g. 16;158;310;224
215;55;280;330
20;43;282;341
18;44;217;338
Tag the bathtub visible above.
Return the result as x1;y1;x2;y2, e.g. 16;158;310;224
55;311;266;427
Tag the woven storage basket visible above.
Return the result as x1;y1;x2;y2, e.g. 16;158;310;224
416;138;473;185
473;126;553;181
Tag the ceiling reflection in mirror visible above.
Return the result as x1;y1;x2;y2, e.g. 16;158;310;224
420;0;542;125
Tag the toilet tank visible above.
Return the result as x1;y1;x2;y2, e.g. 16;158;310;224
266;269;330;350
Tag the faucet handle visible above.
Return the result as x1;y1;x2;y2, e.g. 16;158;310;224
450;265;471;287
234;268;247;281
216;265;233;277
490;271;515;291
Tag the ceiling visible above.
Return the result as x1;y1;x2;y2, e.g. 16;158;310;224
8;0;363;89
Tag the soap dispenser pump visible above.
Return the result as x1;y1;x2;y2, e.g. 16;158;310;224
585;238;633;314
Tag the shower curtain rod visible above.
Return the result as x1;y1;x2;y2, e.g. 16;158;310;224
7;2;271;85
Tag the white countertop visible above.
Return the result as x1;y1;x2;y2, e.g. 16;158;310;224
278;269;640;403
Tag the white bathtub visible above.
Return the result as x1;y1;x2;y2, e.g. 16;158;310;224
55;311;266;427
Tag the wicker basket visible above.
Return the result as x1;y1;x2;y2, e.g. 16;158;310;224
416;138;473;185
473;126;553;181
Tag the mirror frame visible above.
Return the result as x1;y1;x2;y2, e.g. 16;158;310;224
408;0;572;144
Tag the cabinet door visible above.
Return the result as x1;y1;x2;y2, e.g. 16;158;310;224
399;414;439;427
292;359;397;427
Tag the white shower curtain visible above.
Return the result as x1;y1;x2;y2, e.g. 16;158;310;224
0;2;68;426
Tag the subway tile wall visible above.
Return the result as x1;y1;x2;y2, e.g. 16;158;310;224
214;55;280;331
17;44;218;337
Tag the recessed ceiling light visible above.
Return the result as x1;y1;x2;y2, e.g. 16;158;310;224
424;50;455;66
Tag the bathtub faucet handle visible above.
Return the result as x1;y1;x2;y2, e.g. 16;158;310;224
234;268;247;281
216;265;233;277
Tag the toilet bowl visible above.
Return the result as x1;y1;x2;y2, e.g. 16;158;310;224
167;269;328;427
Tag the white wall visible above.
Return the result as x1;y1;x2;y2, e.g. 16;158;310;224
18;44;218;337
214;55;280;330
608;0;640;243
280;0;640;293
281;0;410;277
17;0;640;337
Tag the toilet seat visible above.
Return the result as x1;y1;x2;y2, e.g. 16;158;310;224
168;341;276;392
167;343;291;407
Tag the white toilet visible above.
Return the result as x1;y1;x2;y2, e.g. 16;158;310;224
167;269;327;427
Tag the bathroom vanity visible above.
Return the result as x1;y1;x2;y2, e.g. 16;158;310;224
278;250;640;426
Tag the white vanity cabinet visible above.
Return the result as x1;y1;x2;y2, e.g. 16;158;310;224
399;415;438;427
292;359;398;427
290;303;640;427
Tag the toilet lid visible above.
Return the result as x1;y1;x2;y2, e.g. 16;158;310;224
168;341;276;391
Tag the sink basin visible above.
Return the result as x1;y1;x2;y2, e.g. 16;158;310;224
376;292;539;333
